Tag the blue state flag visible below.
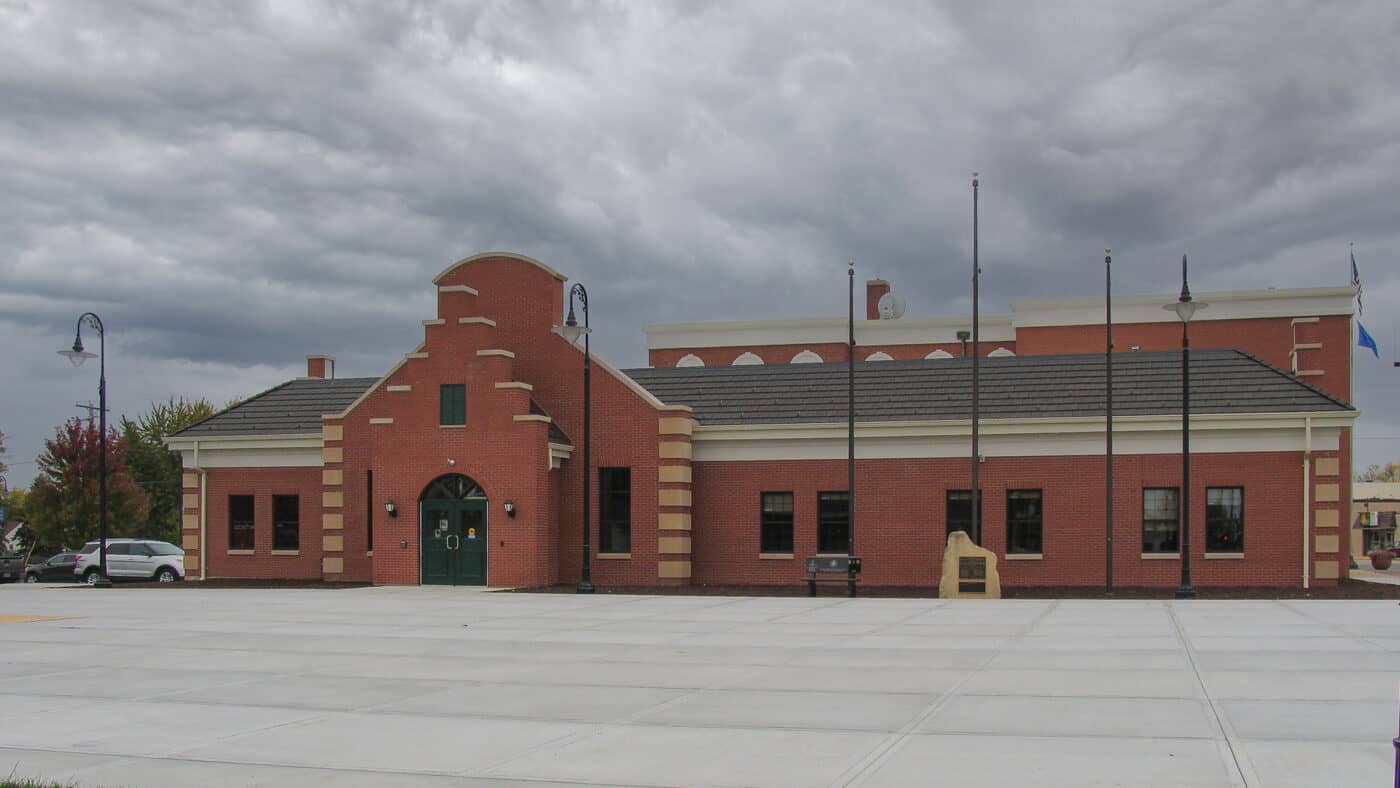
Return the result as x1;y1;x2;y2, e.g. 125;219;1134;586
1357;321;1379;357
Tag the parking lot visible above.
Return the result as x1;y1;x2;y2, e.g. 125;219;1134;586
0;584;1396;787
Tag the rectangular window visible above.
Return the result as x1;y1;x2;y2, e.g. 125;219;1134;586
439;384;466;425
1142;488;1180;554
1206;487;1244;553
366;470;374;552
817;491;849;554
272;495;300;551
1006;490;1043;555
599;468;631;554
946;490;982;543
229;495;254;550
760;492;794;554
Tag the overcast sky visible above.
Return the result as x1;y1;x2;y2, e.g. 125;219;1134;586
2;0;1397;486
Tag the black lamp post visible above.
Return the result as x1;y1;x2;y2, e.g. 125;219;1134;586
558;284;593;594
58;312;112;588
1164;256;1206;599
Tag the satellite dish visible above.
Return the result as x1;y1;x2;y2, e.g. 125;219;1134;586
877;292;906;320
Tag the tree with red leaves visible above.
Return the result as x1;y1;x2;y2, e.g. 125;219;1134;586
27;418;149;550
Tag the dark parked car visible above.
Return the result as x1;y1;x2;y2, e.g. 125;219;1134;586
25;552;79;583
0;553;22;583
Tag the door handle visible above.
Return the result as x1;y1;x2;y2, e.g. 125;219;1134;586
446;535;459;550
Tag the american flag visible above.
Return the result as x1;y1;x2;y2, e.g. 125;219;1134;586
1351;247;1363;314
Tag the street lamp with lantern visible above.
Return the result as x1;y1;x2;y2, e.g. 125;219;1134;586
1163;257;1206;600
58;312;112;588
556;283;593;594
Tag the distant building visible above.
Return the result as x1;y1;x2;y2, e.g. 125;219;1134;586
167;252;1358;589
1353;482;1400;556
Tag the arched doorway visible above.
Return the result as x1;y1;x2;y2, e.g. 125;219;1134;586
420;474;488;586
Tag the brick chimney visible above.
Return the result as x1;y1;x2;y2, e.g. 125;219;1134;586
306;354;335;380
866;279;891;320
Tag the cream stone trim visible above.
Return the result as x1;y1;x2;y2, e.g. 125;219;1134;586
1297;370;1324;377
1314;483;1340;503
1314;534;1340;553
323;491;344;508
1315;509;1338;528
865;351;894;361
691;411;1356;462
514;415;551;424
322;424;344;442
791;349;823;364
436;284;481;296
433;251;567;284
658;466;692;484
760;553;795;559
478;349;516;358
182;493;199;510
323;535;344;552
659;417;694;436
423;318;447;326
1313;560;1340;580
925;349;954;359
459;316;497;326
1004;554;1042;560
658;536;692;554
369;417;394;425
548;442;574;470
676;353;705;367
733;351;764;365
659;405;695;414
659;441;693;460
406;352;429;360
387;385;412;392
440;424;466;430
323;447;343;464
1293;342;1323;351
646;314;1016;349
323;557;344;574
323;469;343;486
182;514;199;531
1010;287;1354;328
987;347;1016;357
658;560;692;579
659;489;692;507
658;512;692;531
1203;552;1245;559
182;534;199;550
182;472;198;488
1314;457;1339;477
228;549;254;556
271;550;300;556
186;554;200;571
495;381;534;391
323;513;343;530
1141;553;1180;560
595;553;631;560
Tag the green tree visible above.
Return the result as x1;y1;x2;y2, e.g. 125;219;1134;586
27;419;150;549
1356;463;1398;483
120;397;215;543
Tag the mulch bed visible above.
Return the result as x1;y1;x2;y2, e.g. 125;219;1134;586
507;580;1400;600
104;579;371;590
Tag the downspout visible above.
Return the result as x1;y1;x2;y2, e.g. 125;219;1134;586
196;440;207;582
1302;417;1311;590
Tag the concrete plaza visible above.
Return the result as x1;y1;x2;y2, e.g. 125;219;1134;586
0;585;1396;787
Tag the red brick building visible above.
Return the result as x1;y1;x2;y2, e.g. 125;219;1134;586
167;252;1359;590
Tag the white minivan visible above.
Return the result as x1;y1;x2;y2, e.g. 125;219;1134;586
74;539;186;584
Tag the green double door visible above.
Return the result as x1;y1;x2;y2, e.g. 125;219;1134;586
421;500;488;585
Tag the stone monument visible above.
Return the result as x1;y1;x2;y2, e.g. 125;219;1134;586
938;530;1001;599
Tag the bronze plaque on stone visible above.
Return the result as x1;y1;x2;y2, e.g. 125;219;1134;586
959;556;987;593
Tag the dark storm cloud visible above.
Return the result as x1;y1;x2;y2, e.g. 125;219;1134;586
2;0;1399;480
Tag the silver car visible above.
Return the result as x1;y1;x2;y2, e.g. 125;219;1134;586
74;539;186;584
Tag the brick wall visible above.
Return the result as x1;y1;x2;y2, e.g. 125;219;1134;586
692;451;1317;589
649;340;1005;368
202;467;324;580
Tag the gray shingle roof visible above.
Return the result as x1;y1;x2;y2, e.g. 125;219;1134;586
173;378;378;437
623;350;1352;425
173;379;575;446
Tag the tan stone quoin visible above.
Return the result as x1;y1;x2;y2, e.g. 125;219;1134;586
1315;509;1339;528
1314;534;1339;554
1314;483;1339;503
1314;457;1339;477
658;466;692;484
659;441;693;460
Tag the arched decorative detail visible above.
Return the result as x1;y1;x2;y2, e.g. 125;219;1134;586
733;352;764;366
988;347;1016;357
790;349;823;364
433;251;567;284
676;353;705;367
420;474;487;501
924;349;954;359
865;351;894;361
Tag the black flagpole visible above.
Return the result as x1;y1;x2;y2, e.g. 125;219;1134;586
1106;248;1114;592
971;174;981;545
